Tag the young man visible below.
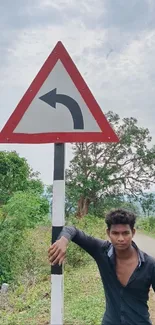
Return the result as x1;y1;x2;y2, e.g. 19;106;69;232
48;208;155;325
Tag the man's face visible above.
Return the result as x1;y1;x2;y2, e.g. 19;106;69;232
107;224;135;250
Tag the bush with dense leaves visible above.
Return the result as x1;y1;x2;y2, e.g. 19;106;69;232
0;191;49;285
0;151;45;205
137;216;155;232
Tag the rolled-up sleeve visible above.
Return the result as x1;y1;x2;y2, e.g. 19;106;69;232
58;226;109;259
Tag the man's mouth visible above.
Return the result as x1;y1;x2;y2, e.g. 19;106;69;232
117;243;125;246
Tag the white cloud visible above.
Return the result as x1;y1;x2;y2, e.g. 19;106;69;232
0;0;155;184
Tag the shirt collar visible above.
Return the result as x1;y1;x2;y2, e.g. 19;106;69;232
107;240;145;267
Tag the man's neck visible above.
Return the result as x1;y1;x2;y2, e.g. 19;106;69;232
115;245;136;260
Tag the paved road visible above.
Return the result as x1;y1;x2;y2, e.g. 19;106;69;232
134;232;155;258
133;232;155;324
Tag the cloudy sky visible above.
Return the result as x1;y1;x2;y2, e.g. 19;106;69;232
0;0;155;185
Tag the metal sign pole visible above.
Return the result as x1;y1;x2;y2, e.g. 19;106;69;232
51;143;65;325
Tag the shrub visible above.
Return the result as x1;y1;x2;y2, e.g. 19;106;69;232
64;215;106;269
0;191;49;285
137;216;155;232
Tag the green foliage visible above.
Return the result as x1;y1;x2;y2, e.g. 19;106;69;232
66;112;155;217
137;216;155;233
0;151;30;205
0;151;49;285
3;191;49;228
119;201;140;215
0;151;44;205
26;178;44;195
0;219;155;324
0;228;36;285
64;263;104;325
0;219;106;325
0;191;49;284
139;193;155;217
65;215;106;268
89;195;139;218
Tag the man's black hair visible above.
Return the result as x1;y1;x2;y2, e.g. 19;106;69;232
105;208;137;230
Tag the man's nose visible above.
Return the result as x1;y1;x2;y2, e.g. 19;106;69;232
118;234;124;242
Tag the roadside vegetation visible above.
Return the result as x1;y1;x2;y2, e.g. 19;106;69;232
1;110;155;324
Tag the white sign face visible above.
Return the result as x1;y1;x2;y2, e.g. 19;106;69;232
14;60;101;134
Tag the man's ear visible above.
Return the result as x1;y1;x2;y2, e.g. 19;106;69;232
132;228;136;237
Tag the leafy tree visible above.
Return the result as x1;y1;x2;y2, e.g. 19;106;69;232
0;151;44;205
139;193;155;217
66;112;155;217
88;194;139;218
2;191;49;229
27;178;44;195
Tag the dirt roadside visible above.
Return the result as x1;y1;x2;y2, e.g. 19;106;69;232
134;232;155;324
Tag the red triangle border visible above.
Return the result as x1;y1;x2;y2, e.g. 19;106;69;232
0;41;119;144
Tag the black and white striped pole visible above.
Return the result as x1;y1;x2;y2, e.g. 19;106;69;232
51;143;65;325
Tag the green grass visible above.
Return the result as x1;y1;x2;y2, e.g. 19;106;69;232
1;215;154;325
0;218;106;325
136;217;155;238
64;263;105;325
0;263;105;325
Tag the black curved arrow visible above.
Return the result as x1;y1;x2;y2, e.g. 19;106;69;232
39;88;84;130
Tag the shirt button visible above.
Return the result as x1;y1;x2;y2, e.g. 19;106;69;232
120;315;126;324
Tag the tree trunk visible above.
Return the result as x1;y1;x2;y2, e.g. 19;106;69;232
76;196;84;218
76;196;90;218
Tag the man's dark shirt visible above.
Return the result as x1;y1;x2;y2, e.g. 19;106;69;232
59;226;155;325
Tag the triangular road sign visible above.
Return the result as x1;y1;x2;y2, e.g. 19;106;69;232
0;41;119;144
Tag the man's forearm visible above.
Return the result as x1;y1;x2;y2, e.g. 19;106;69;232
57;225;107;259
58;226;77;241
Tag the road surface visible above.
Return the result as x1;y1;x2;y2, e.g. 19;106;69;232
134;232;155;325
134;232;155;258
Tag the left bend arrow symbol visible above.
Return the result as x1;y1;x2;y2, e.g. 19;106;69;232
39;88;84;130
